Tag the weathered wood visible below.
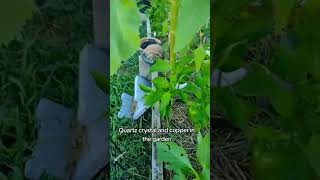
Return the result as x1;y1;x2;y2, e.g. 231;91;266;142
93;0;108;49
151;72;163;180
139;14;163;180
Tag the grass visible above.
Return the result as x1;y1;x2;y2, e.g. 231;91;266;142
110;53;152;180
109;21;153;179
0;0;92;178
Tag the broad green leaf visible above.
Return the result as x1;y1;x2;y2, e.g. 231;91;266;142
91;71;109;95
213;0;249;38
160;92;171;119
189;103;209;130
152;77;170;89
0;0;35;44
291;0;320;80
194;46;206;72
234;63;296;118
144;89;164;105
197;133;210;169
175;0;210;51
176;55;193;74
253;143;316;180
199;168;210;180
215;87;253;129
273;0;297;31
305;134;320;176
214;0;273;43
150;60;171;73
139;84;153;93
110;0;141;75
157;142;197;176
173;170;187;180
215;39;247;69
178;90;190;103
184;82;201;99
248;126;290;142
205;104;210;117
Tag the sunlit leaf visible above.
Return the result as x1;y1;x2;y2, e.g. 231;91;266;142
175;0;210;51
139;84;154;93
152;77;170;89
159;92;171;119
194;46;206;72
157;142;197;177
144;89;163;106
110;0;141;75
150;60;171;73
197;133;210;169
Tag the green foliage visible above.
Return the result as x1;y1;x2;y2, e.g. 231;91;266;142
175;0;210;52
149;59;171;73
196;133;210;175
157;142;197;178
0;0;35;44
272;0;297;32
194;46;206;72
146;0;170;37
214;0;320;179
157;132;210;180
110;0;141;75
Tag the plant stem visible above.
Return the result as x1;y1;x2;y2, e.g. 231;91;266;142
169;0;180;69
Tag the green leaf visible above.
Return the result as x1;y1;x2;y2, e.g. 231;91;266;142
150;60;171;73
273;0;297;31
305;134;320;176
157;142;197;176
91;71;109;95
178;90;189;103
234;63;296;118
152;77;170;89
197;133;210;169
175;0;210;51
173;170;187;180
176;55;193;74
215;39;247;69
253;143;316;180
215;87;253;129
139;84;153;93
0;0;35;45
248;126;290;142
144;90;164;106
184;82;201;99
214;0;273;43
110;0;141;75
199;168;210;180
188;102;209;130
205;104;210;117
160;92;171;119
194;46;206;72
213;88;250;129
